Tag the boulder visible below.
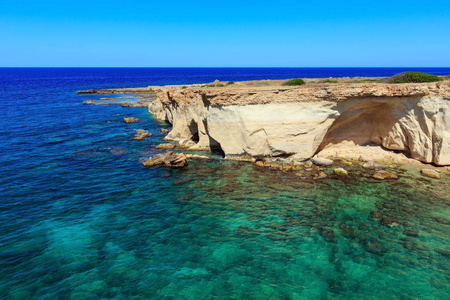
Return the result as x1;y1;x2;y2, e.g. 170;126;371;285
123;117;140;123
362;161;374;168
420;169;440;179
180;139;196;148
142;151;188;168
333;168;348;176
373;163;386;169
311;157;333;166
318;171;328;179
373;170;398;180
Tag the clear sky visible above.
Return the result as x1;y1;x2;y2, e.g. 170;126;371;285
1;0;449;67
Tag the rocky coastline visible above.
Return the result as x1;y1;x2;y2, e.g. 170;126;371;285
81;77;450;179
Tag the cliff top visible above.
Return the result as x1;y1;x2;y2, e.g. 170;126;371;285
156;79;450;106
77;75;450;106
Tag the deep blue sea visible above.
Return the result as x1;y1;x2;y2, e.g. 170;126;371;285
1;68;449;299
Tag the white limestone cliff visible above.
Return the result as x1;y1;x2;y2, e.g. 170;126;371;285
149;82;450;166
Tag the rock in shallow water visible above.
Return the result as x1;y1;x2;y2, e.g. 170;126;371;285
373;170;398;180
421;169;440;179
133;131;151;140
334;168;348;176
155;143;176;149
142;151;188;168
123;117;140;123
311;157;333;166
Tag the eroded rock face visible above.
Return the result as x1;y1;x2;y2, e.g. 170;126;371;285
149;82;450;165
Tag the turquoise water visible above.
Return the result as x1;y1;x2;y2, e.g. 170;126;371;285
1;68;449;299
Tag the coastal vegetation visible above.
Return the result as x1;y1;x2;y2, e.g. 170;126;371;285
386;72;443;83
353;78;385;83
284;78;306;86
320;79;339;84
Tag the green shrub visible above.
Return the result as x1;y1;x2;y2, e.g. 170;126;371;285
320;79;338;84
181;86;187;89
386;72;443;83
227;81;235;85
285;78;306;86
216;84;225;87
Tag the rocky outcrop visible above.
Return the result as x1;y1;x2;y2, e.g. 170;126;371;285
134;129;151;140
148;81;450;166
123;117;140;123
142;151;188;168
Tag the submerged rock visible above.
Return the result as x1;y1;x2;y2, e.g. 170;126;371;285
373;170;398;180
109;148;129;155
433;216;450;225
142;151;188;168
369;211;383;219
318;227;336;243
421;169;440;179
403;229;419;237
365;238;385;256
380;217;401;228
123;117;140;123
334;168;348;176
311;157;333;166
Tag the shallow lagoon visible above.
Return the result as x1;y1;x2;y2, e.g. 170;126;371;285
0;68;449;299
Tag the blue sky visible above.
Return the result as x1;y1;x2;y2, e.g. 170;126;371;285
1;0;449;67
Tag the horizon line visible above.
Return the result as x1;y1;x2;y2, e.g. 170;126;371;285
2;66;450;69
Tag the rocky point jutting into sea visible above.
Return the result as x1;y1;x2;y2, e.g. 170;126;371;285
141;79;450;168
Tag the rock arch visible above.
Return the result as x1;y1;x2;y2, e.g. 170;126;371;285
316;100;407;156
